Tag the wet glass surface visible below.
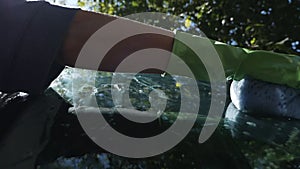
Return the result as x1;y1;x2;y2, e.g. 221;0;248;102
33;68;300;169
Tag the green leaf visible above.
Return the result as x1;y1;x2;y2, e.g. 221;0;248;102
185;18;192;28
78;1;85;7
250;37;256;45
132;1;139;7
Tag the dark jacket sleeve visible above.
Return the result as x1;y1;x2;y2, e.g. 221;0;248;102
0;1;78;94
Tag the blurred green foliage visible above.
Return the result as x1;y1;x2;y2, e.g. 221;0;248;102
75;0;300;55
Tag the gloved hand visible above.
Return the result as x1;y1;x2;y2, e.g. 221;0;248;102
171;31;300;89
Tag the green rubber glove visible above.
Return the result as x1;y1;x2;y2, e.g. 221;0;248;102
172;31;300;89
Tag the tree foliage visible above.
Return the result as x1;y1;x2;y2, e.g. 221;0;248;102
74;0;300;55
